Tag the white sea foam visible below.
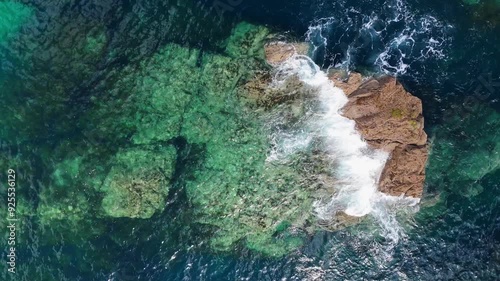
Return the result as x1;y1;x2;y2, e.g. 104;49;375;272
274;55;390;217
267;53;420;244
304;0;452;76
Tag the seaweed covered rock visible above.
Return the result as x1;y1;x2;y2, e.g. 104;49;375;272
83;43;197;146
180;24;315;256
181;24;320;256
225;22;269;59
78;22;314;256
264;41;309;65
82;28;265;146
100;145;177;219
36;140;177;245
185;150;314;256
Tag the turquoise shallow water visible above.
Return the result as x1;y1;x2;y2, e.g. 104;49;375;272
0;0;499;280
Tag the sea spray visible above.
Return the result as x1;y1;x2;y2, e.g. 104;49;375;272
267;53;420;247
304;0;451;76
272;55;389;218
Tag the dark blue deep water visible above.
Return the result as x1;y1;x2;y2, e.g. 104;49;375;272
0;0;499;280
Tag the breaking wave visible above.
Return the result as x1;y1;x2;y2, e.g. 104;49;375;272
266;54;419;248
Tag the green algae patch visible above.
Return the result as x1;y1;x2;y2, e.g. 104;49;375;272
15;21;315;256
84;28;107;56
225;21;269;59
185;146;314;255
100;145;177;219
408;119;419;129
391;108;404;119
83;43;198;147
0;1;32;44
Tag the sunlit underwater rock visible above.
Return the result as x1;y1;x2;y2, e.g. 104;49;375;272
82;23;268;147
83;43;198;146
29;22;317;256
100;145;177;219
181;24;316;256
224;21;269;58
36;143;177;246
186;157;315;255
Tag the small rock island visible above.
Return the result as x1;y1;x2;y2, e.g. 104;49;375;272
265;41;429;199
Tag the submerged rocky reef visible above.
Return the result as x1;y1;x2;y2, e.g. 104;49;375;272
0;0;499;280
0;20;316;257
1;4;430;259
255;42;429;228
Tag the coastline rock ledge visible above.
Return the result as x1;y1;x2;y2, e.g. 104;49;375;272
331;72;428;198
264;42;428;199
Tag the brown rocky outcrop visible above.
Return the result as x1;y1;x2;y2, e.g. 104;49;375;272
330;72;428;198
242;41;311;108
264;41;309;65
261;42;428;199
